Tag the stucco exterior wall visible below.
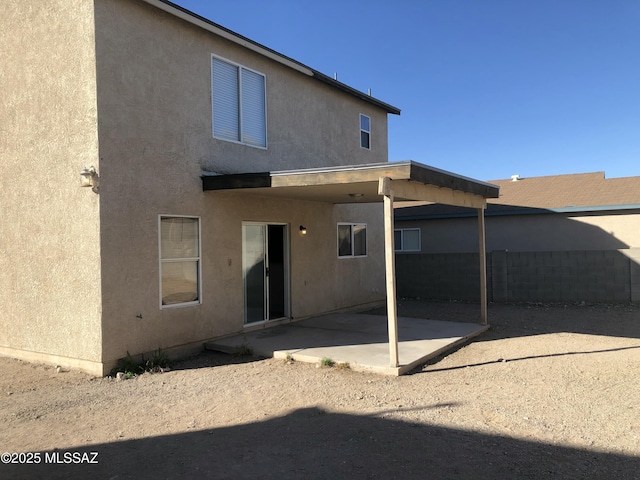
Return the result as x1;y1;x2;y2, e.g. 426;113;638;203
396;211;640;253
0;1;103;372
93;0;388;369
94;0;388;174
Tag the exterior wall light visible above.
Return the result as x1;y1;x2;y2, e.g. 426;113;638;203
80;166;99;189
299;225;307;235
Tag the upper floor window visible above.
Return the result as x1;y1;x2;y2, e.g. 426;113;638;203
338;223;367;258
159;216;201;308
360;114;371;149
394;228;421;252
212;56;266;148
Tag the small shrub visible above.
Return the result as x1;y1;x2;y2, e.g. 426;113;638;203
111;351;144;377
111;348;171;377
144;348;171;373
235;343;254;356
319;357;335;368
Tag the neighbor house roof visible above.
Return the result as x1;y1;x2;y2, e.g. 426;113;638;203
142;0;401;115
396;171;640;220
488;172;640;209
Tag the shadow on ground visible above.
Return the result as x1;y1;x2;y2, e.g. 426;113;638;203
170;350;265;372
3;407;637;480
164;300;640;375
367;300;640;340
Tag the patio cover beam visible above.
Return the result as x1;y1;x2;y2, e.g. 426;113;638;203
380;176;490;366
385;180;486;208
478;208;488;324
379;177;399;367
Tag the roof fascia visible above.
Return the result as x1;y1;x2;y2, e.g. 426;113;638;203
395;204;640;221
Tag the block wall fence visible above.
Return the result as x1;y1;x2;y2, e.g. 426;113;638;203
396;248;640;304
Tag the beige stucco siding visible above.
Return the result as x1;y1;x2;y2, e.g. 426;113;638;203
0;0;102;370
97;191;386;368
396;212;640;253
94;0;388;175
93;0;388;368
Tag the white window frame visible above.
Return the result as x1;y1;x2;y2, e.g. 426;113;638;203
394;228;421;252
211;54;267;149
337;223;368;258
359;114;371;150
159;215;202;309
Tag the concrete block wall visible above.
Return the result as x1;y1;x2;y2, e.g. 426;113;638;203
396;248;640;304
395;253;485;301
626;249;640;303
497;250;631;303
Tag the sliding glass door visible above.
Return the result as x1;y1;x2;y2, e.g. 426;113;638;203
242;223;289;324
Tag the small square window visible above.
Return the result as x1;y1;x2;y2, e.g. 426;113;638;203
360;114;370;150
338;223;367;258
394;228;421;252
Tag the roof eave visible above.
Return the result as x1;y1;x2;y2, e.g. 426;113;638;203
312;72;401;115
395;203;640;221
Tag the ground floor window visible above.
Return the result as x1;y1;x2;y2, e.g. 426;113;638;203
394;228;421;252
159;215;201;308
338;223;367;258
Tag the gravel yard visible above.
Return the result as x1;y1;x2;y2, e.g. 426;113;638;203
2;301;640;479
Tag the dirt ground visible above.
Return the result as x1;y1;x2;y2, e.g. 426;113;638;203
2;301;640;479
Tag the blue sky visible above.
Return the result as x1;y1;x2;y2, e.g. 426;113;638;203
174;0;640;181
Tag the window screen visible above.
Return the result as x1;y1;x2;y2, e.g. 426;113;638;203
212;57;266;148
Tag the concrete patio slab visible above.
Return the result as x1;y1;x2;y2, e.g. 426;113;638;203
205;313;489;375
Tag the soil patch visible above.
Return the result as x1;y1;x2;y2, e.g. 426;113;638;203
2;301;640;479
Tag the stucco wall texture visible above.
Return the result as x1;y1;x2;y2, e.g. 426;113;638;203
0;1;103;371
1;0;391;374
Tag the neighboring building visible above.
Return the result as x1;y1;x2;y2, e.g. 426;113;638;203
394;172;640;303
1;0;497;374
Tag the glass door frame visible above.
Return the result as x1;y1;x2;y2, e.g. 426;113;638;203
241;222;291;325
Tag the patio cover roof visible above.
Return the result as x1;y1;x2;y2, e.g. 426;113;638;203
201;161;499;370
202;161;499;207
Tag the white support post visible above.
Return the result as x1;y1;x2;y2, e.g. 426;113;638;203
379;177;399;367
478;207;488;325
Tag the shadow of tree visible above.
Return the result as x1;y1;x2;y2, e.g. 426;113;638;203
3;407;638;479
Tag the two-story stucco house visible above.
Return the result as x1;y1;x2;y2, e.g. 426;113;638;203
1;0;498;375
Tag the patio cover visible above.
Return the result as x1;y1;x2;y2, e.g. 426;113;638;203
202;161;500;367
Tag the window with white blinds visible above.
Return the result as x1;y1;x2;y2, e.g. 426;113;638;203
212;56;266;148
